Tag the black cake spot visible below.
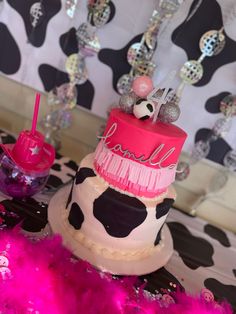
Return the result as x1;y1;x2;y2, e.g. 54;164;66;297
156;198;175;220
233;269;236;277
68;202;84;230
7;0;61;47
66;184;74;209
75;167;96;185
204;224;231;247
98;34;143;93
167;222;214;269
204;278;236;309
205;92;231;114
51;163;61;171
93;188;147;237
0;23;21;74
140;267;184;294
172;0;236;86
154;223;164;246
195;128;232;165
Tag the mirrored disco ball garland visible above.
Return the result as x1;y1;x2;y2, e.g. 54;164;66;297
65;0;78;19
117;0;184;95
222;95;236;171
177;94;236;181
118;27;226;115
113;27;229;181
0;230;232;313
40;0;113;150
173;27;227;180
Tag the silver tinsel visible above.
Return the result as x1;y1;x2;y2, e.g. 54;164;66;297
199;29;225;57
158;102;180;123
119;92;137;113
179;60;203;85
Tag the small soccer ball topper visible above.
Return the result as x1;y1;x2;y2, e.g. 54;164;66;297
133;98;155;120
132;76;154;98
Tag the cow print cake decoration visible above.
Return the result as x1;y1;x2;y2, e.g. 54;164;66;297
156;198;175;220
68;202;84;230
93;188;147;238
75;167;96;185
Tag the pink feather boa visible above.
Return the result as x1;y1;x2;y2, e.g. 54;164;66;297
0;229;232;314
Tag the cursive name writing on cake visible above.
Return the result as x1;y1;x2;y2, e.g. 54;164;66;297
98;123;176;169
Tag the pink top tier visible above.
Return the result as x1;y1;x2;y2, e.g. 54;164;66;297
94;109;187;198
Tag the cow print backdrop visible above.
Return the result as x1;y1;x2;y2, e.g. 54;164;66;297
164;209;236;310
0;0;236;165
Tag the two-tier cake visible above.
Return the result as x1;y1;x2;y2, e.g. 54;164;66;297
49;80;187;275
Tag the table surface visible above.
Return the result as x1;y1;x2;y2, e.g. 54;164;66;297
0;128;235;311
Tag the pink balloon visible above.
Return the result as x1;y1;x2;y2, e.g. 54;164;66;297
132;76;154;98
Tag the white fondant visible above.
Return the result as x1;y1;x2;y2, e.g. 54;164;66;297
57;154;175;253
48;185;174;275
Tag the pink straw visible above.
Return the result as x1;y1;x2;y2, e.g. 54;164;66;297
31;93;41;135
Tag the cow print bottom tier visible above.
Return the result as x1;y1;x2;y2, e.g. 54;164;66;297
62;153;176;262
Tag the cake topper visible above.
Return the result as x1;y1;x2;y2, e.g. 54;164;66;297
127;72;180;123
0;93;55;198
133;98;155;120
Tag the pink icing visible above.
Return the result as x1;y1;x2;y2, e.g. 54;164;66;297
94;109;187;197
99;109;187;169
94;142;172;198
